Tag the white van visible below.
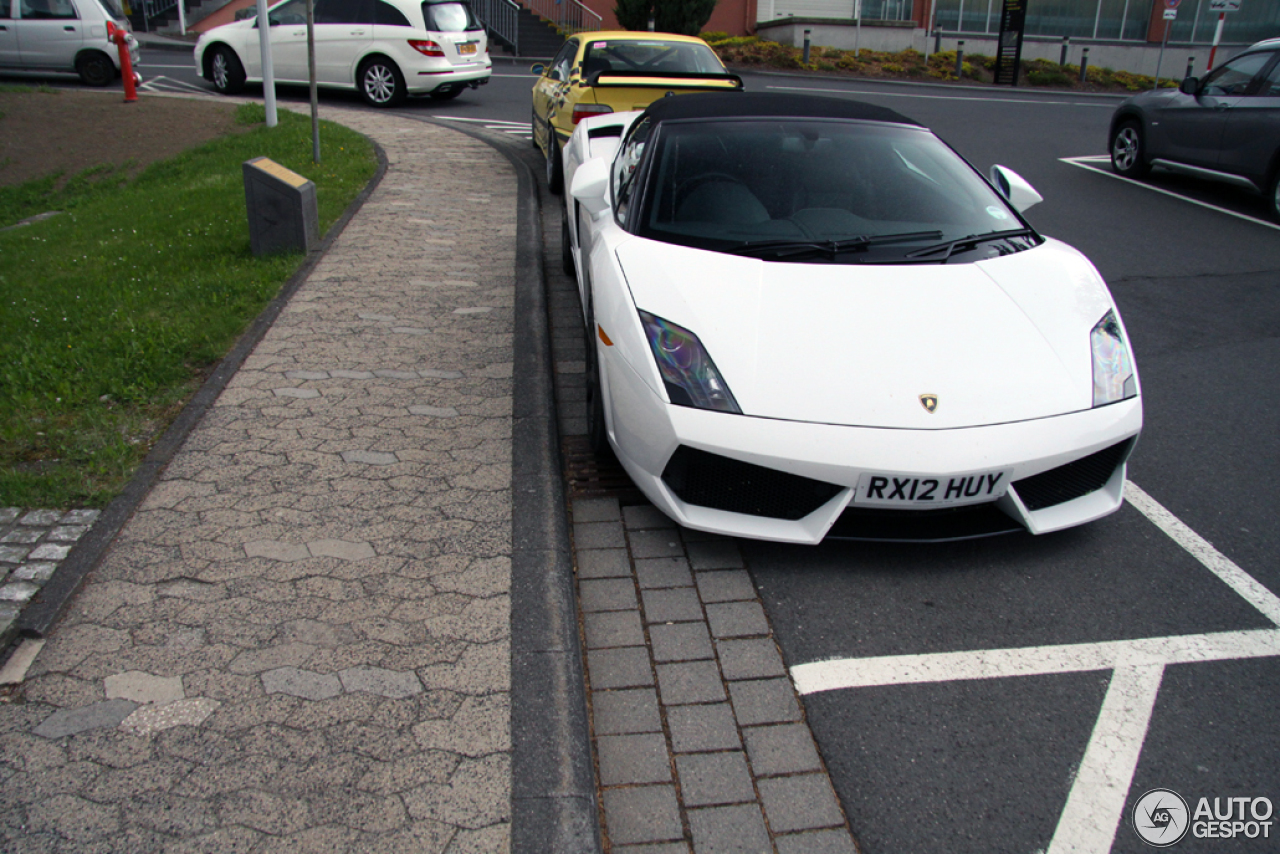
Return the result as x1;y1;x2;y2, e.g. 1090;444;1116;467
0;0;139;86
194;0;491;107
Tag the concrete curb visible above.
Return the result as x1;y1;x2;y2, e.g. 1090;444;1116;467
14;138;391;642
416;116;602;854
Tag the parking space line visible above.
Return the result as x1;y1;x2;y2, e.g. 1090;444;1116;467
766;84;1115;108
790;628;1280;693
1060;155;1280;232
1126;481;1280;625
1046;664;1165;854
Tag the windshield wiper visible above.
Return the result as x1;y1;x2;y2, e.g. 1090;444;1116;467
727;230;943;259
904;227;1039;260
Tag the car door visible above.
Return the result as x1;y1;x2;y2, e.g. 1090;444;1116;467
310;0;372;85
1152;51;1271;169
533;38;577;152
1214;50;1280;186
16;0;84;71
263;0;309;82
0;0;20;66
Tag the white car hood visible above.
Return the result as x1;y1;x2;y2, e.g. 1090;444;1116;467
615;237;1116;429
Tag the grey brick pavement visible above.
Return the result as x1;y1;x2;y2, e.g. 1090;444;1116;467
541;200;858;851
0;509;99;644
0;108;515;852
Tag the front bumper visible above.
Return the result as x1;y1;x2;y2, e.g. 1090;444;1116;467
604;355;1142;544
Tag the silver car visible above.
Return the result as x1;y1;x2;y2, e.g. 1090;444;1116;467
0;0;139;86
1109;38;1280;220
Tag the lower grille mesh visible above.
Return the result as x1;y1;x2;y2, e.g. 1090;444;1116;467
1013;438;1133;511
662;446;843;520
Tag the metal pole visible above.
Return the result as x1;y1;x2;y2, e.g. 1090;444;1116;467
1189;0;1202;42
307;0;319;163
1059;35;1069;66
1091;0;1102;39
957;0;964;32
255;0;277;127
926;0;937;61
956;39;964;76
1185;55;1194;80
1079;46;1089;81
1119;0;1130;39
1154;17;1169;90
854;0;861;56
1207;12;1225;70
985;0;992;33
177;0;186;35
803;28;810;64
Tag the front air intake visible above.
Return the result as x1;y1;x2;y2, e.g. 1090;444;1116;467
1012;438;1134;511
661;446;843;520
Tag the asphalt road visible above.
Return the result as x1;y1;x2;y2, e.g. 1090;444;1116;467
16;53;1280;853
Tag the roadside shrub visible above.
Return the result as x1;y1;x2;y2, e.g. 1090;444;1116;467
1027;67;1073;86
699;30;730;42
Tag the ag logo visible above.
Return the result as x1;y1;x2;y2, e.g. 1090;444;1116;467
1133;788;1190;847
919;394;938;413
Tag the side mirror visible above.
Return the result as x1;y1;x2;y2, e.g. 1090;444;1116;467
1179;75;1199;95
989;165;1043;213
530;63;545;75
570;156;611;217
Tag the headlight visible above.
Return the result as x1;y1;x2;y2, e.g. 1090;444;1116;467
1091;309;1137;407
638;311;740;414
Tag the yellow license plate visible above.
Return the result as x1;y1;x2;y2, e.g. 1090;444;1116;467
459;43;477;55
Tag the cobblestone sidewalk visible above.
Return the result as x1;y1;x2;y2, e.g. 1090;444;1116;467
0;109;516;852
0;509;100;644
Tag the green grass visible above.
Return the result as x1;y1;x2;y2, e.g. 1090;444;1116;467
0;102;377;508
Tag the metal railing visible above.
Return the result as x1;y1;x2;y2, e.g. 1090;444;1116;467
472;0;521;54
528;0;601;36
135;0;178;31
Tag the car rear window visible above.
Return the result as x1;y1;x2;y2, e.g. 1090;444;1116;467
422;0;479;31
94;0;124;19
582;39;724;76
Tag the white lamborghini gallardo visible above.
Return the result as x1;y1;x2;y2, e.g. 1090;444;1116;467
561;93;1142;544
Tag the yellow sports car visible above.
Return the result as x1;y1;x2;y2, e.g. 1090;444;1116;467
531;31;742;193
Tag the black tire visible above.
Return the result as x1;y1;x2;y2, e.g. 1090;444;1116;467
1267;168;1280;223
1110;119;1150;178
76;51;114;87
546;137;563;195
209;45;246;95
429;87;462;101
584;290;607;454
358;57;406;107
560;205;575;277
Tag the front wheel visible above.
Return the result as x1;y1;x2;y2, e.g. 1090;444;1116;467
546;138;563;195
76;51;114;87
358;57;406;107
209;46;246;94
584;299;607;455
1110;120;1150;178
1267;168;1280;223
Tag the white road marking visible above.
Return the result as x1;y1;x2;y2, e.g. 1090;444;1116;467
139;75;208;94
765;84;1115;108
1046;664;1165;854
437;116;531;136
1125;481;1280;625
1060;155;1280;232
789;479;1280;850
790;628;1280;693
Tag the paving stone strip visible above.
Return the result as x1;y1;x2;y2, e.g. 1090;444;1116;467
539;192;860;852
0;509;101;644
0;109;516;852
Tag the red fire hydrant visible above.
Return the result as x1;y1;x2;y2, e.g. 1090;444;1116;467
110;23;138;103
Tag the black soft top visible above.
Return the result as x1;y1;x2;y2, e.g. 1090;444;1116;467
639;92;922;127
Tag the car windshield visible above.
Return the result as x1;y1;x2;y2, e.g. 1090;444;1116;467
637;118;1033;263
582;39;725;76
423;0;479;31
